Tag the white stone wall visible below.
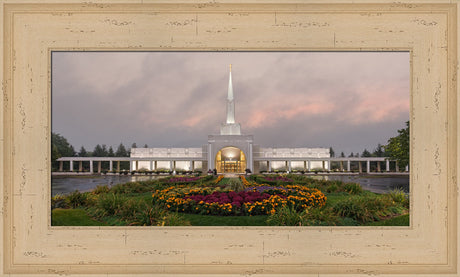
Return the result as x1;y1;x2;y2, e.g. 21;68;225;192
130;148;204;171
131;147;203;158
258;147;330;170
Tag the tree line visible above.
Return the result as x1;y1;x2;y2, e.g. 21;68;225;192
329;121;409;169
52;121;410;171
51;132;143;171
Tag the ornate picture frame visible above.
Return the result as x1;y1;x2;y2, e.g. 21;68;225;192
1;1;458;275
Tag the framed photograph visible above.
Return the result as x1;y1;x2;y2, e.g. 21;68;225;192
1;0;458;276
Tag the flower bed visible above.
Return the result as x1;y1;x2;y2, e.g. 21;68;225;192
152;181;326;216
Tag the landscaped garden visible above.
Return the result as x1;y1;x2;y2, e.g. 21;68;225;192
51;174;409;226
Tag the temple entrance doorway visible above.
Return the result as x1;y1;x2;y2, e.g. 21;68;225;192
215;147;246;173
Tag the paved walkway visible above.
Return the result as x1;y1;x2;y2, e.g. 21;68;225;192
223;173;240;178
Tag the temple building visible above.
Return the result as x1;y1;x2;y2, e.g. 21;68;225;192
130;65;330;173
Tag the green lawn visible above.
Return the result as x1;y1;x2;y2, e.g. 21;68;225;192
52;208;409;226
182;213;269;226
52;208;106;226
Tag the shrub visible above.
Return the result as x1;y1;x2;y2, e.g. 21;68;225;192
266;205;309;226
387;188;409;208
326;184;338;193
332;195;394;223
51;194;69;209
344;183;363;195
132;205;191;226
97;193;125;216
93;184;110;194
65;190;88;208
304;207;339;226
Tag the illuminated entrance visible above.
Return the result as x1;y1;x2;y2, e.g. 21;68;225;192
215;147;246;173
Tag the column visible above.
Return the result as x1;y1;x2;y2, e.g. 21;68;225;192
366;160;370;173
109;160;113;172
117;161;120;172
377;161;381;172
173;161;176;171
268;161;272;172
59;161;63;172
169;161;173;171
340;161;343;171
322;160;325;170
129;160;133;172
155;161;158;170
150;161;153;171
395;161;399;172
249;143;253;172
405;165;409;172
304;161;307;171
79;161;82;172
307;160;311;171
285;161;288;171
358;161;362;173
70;160;74;172
208;143;212;171
90;160;93;173
347;160;351;172
288;160;292;172
135;161;139;171
190;161;194;171
97;161;101;173
386;160;390;172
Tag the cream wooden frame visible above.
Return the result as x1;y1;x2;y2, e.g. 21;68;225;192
1;1;458;276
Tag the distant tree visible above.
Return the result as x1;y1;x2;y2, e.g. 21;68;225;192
340;152;345;158
51;132;75;170
92;144;108;157
361;149;372;157
144;144;148;148
355;153;360;157
101;144;108;156
108;146;115;157
349;153;354;157
115;143;129;157
384;121;410;169
78;146;88;157
131;143;137;149
329;147;335;157
373;143;385;157
52;132;75;158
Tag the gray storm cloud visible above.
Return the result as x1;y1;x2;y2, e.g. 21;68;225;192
52;51;409;155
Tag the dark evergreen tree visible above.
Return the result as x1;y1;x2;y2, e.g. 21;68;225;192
92;144;105;157
373;143;385;157
329;147;335;157
144;144;148;148
78;146;88;157
361;149;372;157
101;144;108;157
131;143;137;148
108;146;115;157
115;143;129;157
340;152;345;158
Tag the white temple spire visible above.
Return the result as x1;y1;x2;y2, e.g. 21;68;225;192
220;64;241;135
226;64;235;124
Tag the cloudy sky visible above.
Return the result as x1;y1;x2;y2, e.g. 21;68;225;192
52;51;409;156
